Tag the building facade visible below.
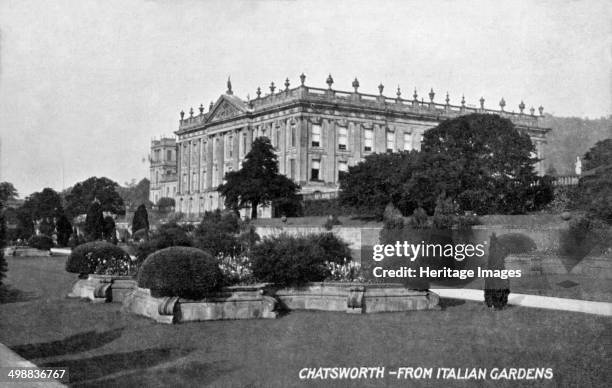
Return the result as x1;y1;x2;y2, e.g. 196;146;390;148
149;137;178;205
158;74;550;218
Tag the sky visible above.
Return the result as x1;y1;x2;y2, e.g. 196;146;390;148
0;0;610;197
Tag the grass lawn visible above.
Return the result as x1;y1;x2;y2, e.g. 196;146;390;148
0;255;610;387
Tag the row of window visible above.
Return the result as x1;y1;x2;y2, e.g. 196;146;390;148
310;125;415;153
152;149;175;163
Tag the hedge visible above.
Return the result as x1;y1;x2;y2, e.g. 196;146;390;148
65;241;132;275
250;233;351;287
137;246;223;299
28;235;54;250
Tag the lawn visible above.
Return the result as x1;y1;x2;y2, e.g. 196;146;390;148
0;255;610;387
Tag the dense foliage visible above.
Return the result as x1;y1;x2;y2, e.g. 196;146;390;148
576;139;612;223
484;234;510;309
27;235;54;250
132;204;149;233
134;222;193;265
64;177;125;218
84;201;105;241
219;137;299;219
65;241;132;275
20;188;63;234
156;197;175;210
250;233;351;287
192;210;244;258
0;201;7;286
117;178;151;211
137;247;223;299
56;214;73;246
406;114;553;214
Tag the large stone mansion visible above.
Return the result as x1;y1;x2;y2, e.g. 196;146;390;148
150;74;550;218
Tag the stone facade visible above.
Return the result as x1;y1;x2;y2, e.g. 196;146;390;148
149;137;178;205
157;74;550;218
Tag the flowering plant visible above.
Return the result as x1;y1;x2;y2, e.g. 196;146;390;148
218;254;254;285
325;258;364;282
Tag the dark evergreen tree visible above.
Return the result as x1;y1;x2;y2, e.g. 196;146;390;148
404;114;553;214
65;177;125;218
56;214;73;247
218;137;299;219
84;201;105;241
103;216;116;242
578;139;612;223
132;204;149;232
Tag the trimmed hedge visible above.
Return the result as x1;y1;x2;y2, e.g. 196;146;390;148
251;233;351;287
65;241;132;275
137;246;223;299
28;234;54;250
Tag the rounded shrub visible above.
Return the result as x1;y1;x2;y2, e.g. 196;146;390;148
251;233;351;287
137;246;223;299
28;235;54;250
65;241;132;275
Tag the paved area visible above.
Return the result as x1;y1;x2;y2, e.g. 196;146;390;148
431;288;612;316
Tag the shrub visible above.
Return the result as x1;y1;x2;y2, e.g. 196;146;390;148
84;201;105;241
251;233;351;287
409;207;429;229
134;222;192;266
137;247;223;299
0;212;7;286
323;214;342;230
132;204;149;233
56;214;72;246
432;196;458;229
28;235;54;250
193;210;242;257
484;234;510;309
65;241;132;275
132;228;148;242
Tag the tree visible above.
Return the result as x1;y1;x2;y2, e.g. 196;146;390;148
21;188;63;232
118;178;152;211
339;151;418;219
0;182;18;203
582;138;612;171
103;216;116;241
56;214;73;247
84;201;105;241
65;177;125;218
132;204;149;233
578;139;612;223
404;114;552;214
218;137;300;219
156;197;175;210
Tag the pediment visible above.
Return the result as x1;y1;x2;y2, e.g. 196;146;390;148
206;95;247;123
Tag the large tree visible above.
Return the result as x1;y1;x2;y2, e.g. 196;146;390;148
132;204;149;232
118;178;152;211
218;137;299;219
339;151;418;218
84;201;105;241
404;114;553;214
65;177;125;218
0;182;18;203
582;138;612;171
578;139;612;223
21;188;63;231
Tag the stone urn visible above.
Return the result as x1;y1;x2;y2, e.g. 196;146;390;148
561;212;572;221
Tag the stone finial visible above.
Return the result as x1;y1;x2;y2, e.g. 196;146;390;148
530;106;535;115
199;104;204;115
445;92;450;105
352;77;360;92
429;88;435;102
300;73;306;85
396;86;401;98
378;82;384;95
479;97;485;109
413;88;418;101
519;100;525;113
226;76;233;95
180;110;185;120
256;87;261;99
284;78;290;91
538;105;544;116
326;74;334;89
270;82;276;94
189;107;194;117
499;97;506;111
461;95;466;107
209;101;214;111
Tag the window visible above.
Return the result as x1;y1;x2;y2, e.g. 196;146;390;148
338;161;348;181
166;187;169;196
228;136;233;158
403;133;412;151
192;172;198;192
167;149;172;161
364;129;373;152
290;159;296;179
182;174;187;191
202;170;206;189
156;171;159;184
338;127;348;150
311;159;320;181
311;124;321;147
291;125;296;147
241;133;247;157
275;127;280;148
386;131;394;152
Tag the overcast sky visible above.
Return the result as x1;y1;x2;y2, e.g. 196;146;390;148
1;0;610;197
